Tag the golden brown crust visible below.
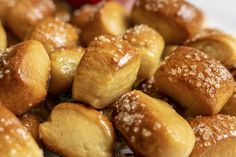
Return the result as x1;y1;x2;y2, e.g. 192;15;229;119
124;24;165;81
26;17;79;54
0;22;7;50
131;0;204;44
49;47;85;95
70;2;103;29
155;46;234;116
185;29;236;66
7;0;55;39
0;40;51;115
39;103;115;157
0;105;43;157
19;113;40;144
189;114;236;157
81;1;128;46
112;90;195;157
73;34;141;109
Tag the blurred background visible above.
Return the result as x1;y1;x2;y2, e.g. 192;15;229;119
185;0;236;35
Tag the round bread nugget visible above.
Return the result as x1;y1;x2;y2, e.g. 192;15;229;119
0;40;51;115
155;46;234;116
39;103;115;157
189;114;236;157
113;90;195;157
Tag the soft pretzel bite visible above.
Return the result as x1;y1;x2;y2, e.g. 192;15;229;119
155;46;234;116
112;90;195;157
49;47;85;95
131;0;204;44
26;17;79;54
7;0;55;39
19;113;40;143
39;103;115;157
124;25;165;82
81;1;128;46
73;34;141;109
0;40;51;115
70;3;102;29
0;105;42;157
0;22;7;50
0;0;16;24
189;114;236;157
185;29;236;67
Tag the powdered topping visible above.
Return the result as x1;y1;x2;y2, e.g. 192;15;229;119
190;114;236;148
159;46;233;98
94;35;138;69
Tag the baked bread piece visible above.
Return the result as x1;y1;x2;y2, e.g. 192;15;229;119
189;114;236;157
124;25;165;82
0;22;7;49
26;17;79;54
112;90;195;157
0;105;43;157
221;83;236;116
70;3;103;29
49;47;85;95
73;34;141;109
155;46;234;116
131;0;204;44
19;113;40;144
39;103;115;157
185;29;236;67
7;0;55;39
0;40;51;115
81;1;128;46
54;0;72;22
0;0;16;24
